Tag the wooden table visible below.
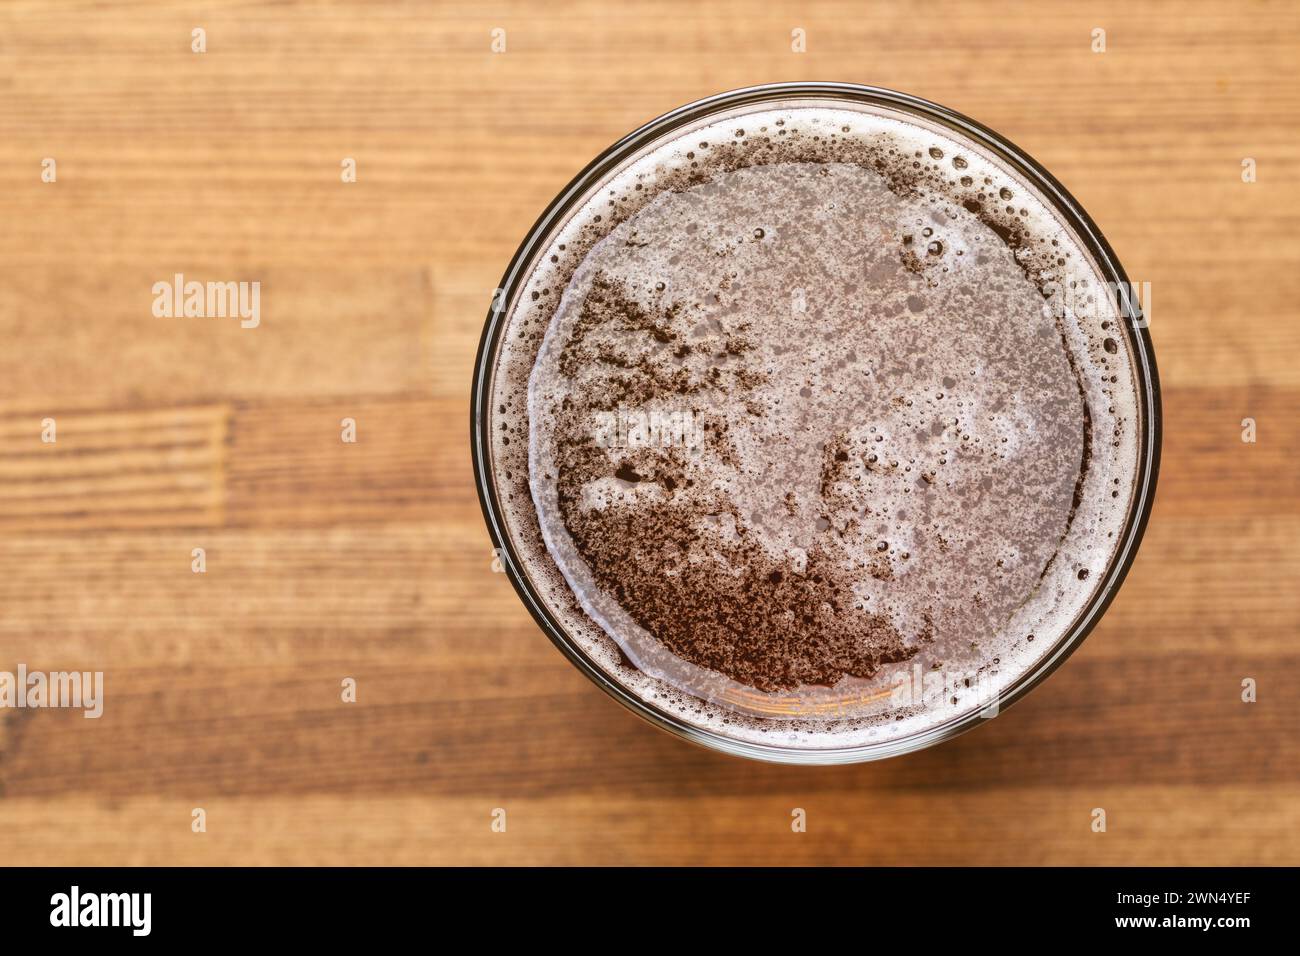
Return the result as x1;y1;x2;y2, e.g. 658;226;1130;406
1;0;1296;865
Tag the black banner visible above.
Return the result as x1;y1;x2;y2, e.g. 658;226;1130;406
0;867;1284;941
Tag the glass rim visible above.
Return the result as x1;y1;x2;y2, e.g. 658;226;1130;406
470;82;1163;765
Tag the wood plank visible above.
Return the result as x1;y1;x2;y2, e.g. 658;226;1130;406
0;789;1294;865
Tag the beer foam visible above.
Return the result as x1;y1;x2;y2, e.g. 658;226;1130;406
486;97;1143;750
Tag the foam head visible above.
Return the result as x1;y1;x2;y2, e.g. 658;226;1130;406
486;95;1143;751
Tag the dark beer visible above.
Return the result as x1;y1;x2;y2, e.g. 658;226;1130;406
480;90;1152;756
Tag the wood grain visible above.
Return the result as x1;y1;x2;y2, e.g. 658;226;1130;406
0;0;1297;865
